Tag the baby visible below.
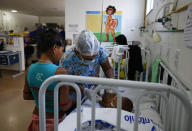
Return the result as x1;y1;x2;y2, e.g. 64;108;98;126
99;92;133;112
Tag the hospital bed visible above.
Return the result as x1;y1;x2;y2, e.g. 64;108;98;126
38;63;192;131
38;45;192;131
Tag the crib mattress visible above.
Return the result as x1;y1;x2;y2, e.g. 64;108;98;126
58;107;163;131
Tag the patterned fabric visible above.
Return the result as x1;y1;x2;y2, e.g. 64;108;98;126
60;47;109;88
28;113;66;131
75;120;126;131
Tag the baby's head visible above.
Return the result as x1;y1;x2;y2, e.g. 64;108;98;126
100;93;133;112
106;5;116;15
111;96;133;112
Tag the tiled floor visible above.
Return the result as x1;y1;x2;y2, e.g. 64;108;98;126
0;70;34;131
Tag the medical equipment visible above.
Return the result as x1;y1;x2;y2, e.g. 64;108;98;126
152;2;175;43
38;62;192;131
0;36;25;77
0;51;19;65
84;87;102;102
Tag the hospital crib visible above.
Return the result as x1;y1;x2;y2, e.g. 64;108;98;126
105;45;150;81
38;63;192;131
155;62;192;131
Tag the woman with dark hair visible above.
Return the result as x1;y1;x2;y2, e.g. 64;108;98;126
105;5;117;42
115;34;128;45
23;30;72;131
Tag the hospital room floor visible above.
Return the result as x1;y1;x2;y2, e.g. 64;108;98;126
0;70;34;131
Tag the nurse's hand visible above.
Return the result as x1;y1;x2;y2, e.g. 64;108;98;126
84;88;102;102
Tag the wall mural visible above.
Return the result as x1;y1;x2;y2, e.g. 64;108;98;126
86;5;122;42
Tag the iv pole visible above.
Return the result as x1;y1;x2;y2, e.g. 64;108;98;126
100;0;104;45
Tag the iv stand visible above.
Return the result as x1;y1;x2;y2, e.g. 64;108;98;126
100;0;104;45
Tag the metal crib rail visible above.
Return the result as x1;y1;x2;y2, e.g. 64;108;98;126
53;82;81;131
142;49;150;82
38;75;192;131
134;91;170;131
157;62;192;131
91;86;122;131
159;62;190;91
107;47;150;81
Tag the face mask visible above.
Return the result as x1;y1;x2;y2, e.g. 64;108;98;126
82;58;96;65
77;52;96;65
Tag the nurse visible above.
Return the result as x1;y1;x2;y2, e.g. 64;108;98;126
60;30;114;99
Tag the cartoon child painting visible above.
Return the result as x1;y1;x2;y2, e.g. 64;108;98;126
104;5;118;42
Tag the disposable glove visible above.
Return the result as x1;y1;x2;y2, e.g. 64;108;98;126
84;88;102;102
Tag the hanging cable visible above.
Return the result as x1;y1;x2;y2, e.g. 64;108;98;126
100;0;104;45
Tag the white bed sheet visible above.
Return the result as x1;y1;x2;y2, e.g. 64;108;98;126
59;107;163;131
59;101;162;130
59;87;162;131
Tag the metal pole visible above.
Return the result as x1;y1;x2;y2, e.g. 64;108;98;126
53;82;81;131
134;91;170;131
159;62;189;91
91;86;122;131
99;0;104;44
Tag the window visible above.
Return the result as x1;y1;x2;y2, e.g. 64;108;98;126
146;0;154;15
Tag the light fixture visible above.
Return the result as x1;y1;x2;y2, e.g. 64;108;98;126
11;10;18;13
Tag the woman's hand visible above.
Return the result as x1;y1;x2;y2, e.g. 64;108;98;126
84;88;102;102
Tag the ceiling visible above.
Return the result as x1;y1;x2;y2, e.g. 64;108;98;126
0;0;65;16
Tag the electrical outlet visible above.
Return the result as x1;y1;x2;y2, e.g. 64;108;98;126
148;27;153;37
166;47;171;63
160;45;163;57
174;49;180;70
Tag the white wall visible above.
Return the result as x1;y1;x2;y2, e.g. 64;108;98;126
0;11;39;33
0;11;39;71
39;16;65;26
143;0;192;90
65;0;145;41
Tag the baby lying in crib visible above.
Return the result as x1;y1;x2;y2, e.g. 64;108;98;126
99;90;133;112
